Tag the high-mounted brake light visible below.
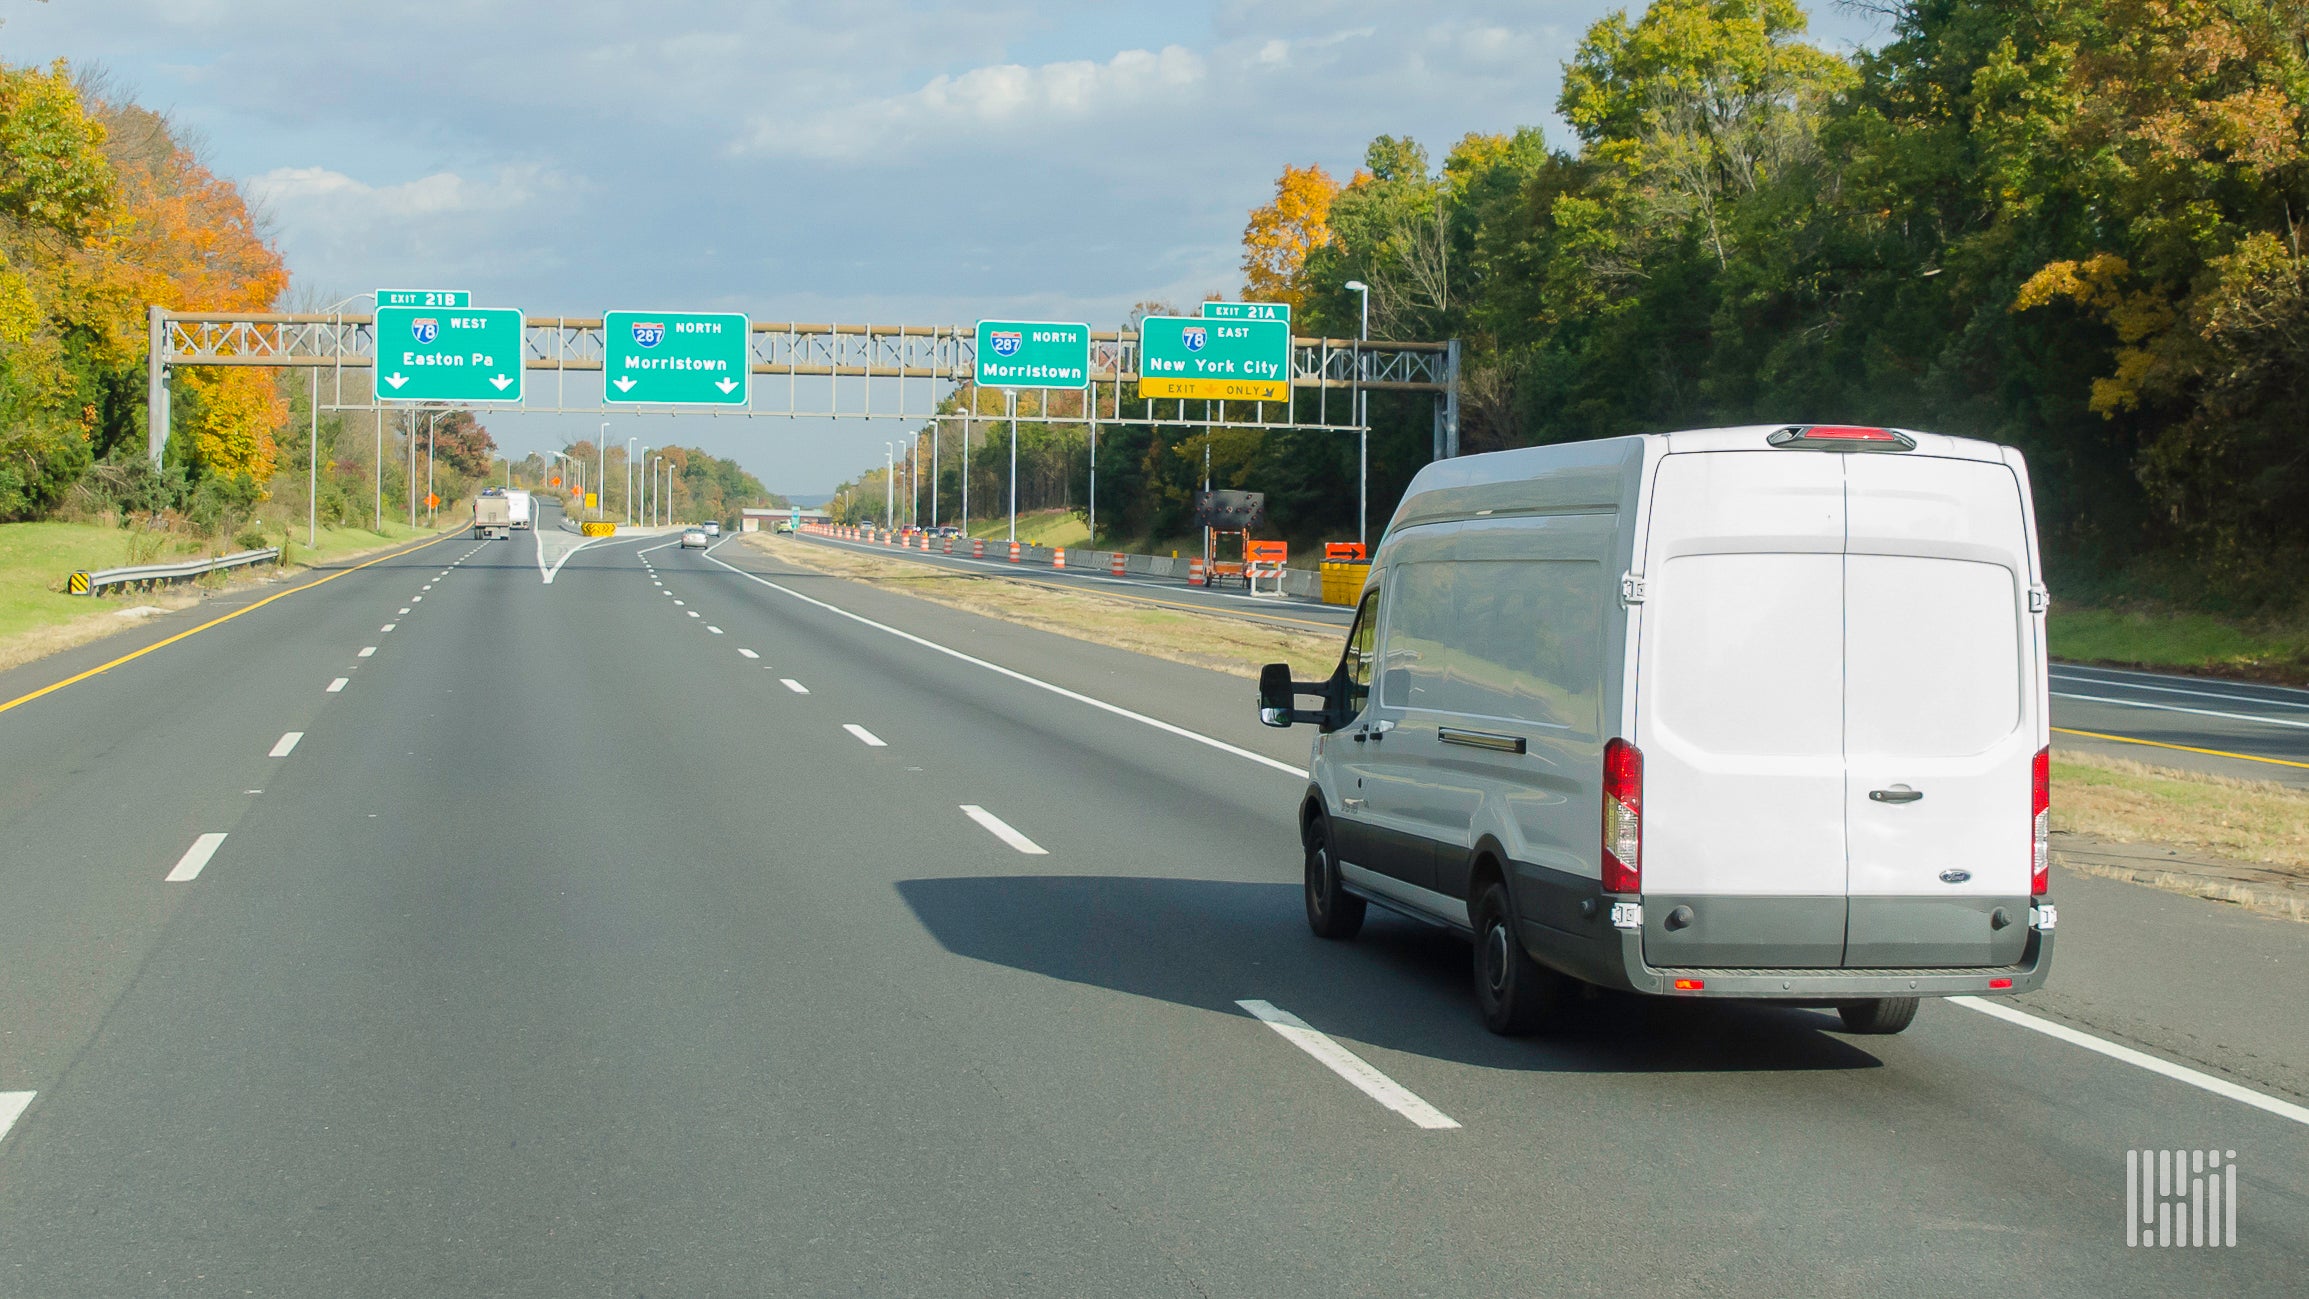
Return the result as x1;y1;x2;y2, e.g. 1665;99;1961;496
2032;745;2051;897
1766;425;1917;452
1602;738;1642;894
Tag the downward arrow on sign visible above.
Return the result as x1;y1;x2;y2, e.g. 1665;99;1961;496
383;373;408;389
715;378;738;394
614;377;637;393
489;374;513;391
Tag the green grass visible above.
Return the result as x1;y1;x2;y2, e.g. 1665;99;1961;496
270;517;445;569
962;508;1090;549
0;516;448;651
2049;605;2309;678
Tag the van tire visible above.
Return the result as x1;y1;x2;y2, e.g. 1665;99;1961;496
1473;882;1565;1036
1837;997;1920;1035
1304;819;1365;940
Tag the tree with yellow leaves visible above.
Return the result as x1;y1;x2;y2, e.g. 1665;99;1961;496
1240;163;1340;312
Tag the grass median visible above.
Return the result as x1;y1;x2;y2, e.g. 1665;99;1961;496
751;532;1343;681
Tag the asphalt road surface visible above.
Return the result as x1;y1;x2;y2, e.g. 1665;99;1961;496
1;504;2302;1297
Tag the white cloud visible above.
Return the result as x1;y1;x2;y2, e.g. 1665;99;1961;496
740;44;1207;160
244;164;573;298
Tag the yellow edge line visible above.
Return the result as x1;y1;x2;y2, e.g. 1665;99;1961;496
2051;726;2309;771
0;529;462;718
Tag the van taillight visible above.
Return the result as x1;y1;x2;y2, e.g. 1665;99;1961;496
2031;746;2051;897
1765;425;1917;452
1602;738;1642;894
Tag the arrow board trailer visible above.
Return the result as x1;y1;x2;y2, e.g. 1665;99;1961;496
603;310;751;406
374;305;525;404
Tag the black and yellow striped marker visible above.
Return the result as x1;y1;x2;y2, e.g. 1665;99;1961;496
67;572;89;595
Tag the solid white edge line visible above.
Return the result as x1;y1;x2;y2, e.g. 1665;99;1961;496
269;731;303;757
843;723;887;747
1235;1000;1459;1129
2051;690;2309;731
165;832;227;882
738;648;759;659
960;804;1048;855
0;1091;31;1144
780;678;809;693
2054;662;2309;703
1949;996;2309;1129
702;551;1308;779
326;677;348;693
2052;672;2309;713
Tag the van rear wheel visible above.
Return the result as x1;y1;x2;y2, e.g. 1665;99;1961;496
1837;997;1920;1035
1473;882;1566;1036
1304;819;1365;940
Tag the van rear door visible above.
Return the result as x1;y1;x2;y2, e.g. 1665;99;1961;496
1842;456;2037;966
1636;454;1850;968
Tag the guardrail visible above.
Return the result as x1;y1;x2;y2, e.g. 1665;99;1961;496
68;547;281;595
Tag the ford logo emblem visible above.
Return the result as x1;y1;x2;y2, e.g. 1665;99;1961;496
1938;869;1972;885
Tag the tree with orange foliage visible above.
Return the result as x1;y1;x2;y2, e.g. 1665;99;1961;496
1239;163;1340;313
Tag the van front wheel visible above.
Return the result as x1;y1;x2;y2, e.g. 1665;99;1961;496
1304;819;1365;940
1837;997;1920;1035
1473;882;1565;1036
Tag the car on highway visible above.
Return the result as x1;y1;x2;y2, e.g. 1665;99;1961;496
703;520;721;537
1261;424;2053;1038
679;527;708;549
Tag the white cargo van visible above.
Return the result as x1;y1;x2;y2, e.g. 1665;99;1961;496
1258;425;2054;1035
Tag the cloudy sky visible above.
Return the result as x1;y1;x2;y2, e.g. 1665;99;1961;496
1;0;1881;495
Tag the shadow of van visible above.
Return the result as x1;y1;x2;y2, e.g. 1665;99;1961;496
895;874;1881;1075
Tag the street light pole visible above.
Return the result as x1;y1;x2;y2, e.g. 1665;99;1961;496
1344;280;1371;549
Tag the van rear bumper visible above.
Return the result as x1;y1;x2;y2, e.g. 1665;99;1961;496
1535;921;2053;999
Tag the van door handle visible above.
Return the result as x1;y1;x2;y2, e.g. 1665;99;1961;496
1869;786;1923;804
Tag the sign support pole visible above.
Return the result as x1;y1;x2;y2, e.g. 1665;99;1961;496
1087;379;1097;546
963;404;971;536
1007;389;1018;543
373;406;382;531
309;368;319;548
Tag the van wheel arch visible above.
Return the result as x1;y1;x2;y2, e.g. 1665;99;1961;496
1464;845;1508;929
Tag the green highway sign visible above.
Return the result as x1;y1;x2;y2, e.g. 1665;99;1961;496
1200;300;1290;325
1137;315;1290;402
974;320;1090;389
603;310;751;406
374;305;525;403
378;288;470;309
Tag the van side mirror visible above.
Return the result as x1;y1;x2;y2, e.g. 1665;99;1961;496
1258;663;1295;726
1258;663;1335;728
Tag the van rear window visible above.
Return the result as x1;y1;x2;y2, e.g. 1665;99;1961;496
1848;556;2021;756
1650;553;1843;757
1379;560;1602;734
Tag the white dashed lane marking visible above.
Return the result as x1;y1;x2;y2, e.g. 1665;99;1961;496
165;832;228;883
358;646;376;657
269;731;303;757
326;678;348;693
0;1092;31;1146
843;724;887;747
960;805;1047;855
1235;1000;1460;1130
781;678;809;694
738;648;759;659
